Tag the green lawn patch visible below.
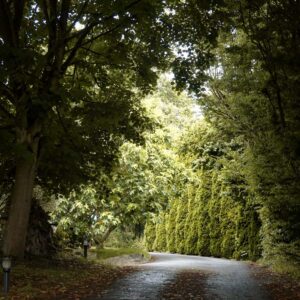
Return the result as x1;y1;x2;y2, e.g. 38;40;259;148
93;247;150;260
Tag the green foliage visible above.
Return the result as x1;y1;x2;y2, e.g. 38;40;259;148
144;220;157;252
50;76;198;250
219;184;240;258
0;0;179;194
166;198;179;253
195;173;211;256
184;186;200;254
102;228;137;248
0;0;296;273
174;198;188;253
234;201;262;261
146;121;262;261
153;213;168;252
0;0;220;194
198;1;300;269
0;0;222;257
208;173;222;257
51;183;119;247
145;1;300;274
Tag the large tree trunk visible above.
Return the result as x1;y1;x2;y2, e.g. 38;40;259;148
2;129;39;258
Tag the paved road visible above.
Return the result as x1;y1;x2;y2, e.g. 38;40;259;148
87;252;271;300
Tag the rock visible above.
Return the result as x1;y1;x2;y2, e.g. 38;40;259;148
25;200;56;257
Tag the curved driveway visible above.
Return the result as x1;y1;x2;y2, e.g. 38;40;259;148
88;252;271;300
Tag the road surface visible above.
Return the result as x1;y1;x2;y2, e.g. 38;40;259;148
86;252;271;300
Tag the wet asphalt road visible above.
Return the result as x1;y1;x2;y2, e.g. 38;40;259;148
87;252;271;300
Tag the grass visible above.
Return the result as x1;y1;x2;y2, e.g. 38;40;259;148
0;247;149;299
0;255;131;300
91;247;150;260
264;259;300;280
255;256;300;281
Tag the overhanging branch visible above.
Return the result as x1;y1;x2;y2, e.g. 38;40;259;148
0;102;15;119
54;106;85;161
61;0;144;73
0;83;16;105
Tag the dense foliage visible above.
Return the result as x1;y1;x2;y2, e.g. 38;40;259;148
145;0;300;277
205;1;300;272
0;0;219;257
145;122;262;261
50;77;195;247
0;1;298;277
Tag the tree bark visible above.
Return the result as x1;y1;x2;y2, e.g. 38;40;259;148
95;225;117;249
2;133;39;258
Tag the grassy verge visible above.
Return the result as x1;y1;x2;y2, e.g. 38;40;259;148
259;258;300;280
250;260;300;300
0;256;132;300
91;247;150;260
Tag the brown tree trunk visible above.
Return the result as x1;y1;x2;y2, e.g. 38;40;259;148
95;225;117;249
2;132;39;258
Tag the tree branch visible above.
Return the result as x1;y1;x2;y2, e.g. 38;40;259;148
81;22;124;48
66;0;90;35
61;0;144;73
13;0;26;44
58;0;70;43
54;106;85;161
0;83;16;104
0;102;15;119
0;0;16;45
40;0;57;67
0;124;14;131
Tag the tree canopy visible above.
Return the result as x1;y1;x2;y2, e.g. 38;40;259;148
0;0;222;258
144;0;300;276
0;0;299;276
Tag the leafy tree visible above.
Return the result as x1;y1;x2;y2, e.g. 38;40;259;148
50;76;196;249
51;183;119;248
0;0;222;258
144;1;299;273
104;77;196;240
0;0;162;258
200;0;300;268
107;141;181;228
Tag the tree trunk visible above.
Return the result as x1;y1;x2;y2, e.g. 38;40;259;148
2;143;38;258
95;225;117;249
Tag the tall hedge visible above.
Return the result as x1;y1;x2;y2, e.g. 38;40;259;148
153;213;167;251
208;172;222;257
144;219;156;251
184;185;201;254
175;197;189;253
166;198;179;252
145;169;262;261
